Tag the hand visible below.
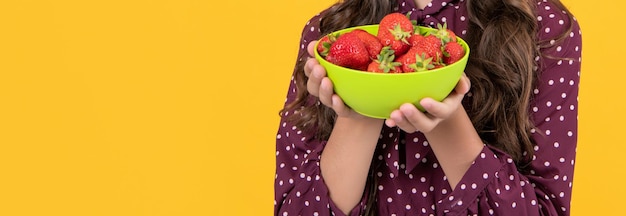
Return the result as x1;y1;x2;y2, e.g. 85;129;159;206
385;73;471;133
304;41;363;119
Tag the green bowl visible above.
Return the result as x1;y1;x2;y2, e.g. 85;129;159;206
314;24;470;119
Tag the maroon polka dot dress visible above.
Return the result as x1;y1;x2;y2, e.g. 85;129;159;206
275;0;582;215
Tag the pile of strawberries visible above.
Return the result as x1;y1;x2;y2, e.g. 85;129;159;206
317;13;465;73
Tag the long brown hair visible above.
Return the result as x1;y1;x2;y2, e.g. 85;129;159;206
280;0;399;140
280;0;574;214
464;0;573;166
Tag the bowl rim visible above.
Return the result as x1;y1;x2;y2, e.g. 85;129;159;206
314;24;470;76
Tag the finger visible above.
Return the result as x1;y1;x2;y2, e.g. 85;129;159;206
306;64;326;97
330;94;348;115
389;108;418;133
305;57;323;78
455;73;471;95
306;76;320;97
306;77;319;97
304;41;319;79
420;76;469;118
399;103;438;131
307;40;318;57
318;77;334;107
304;57;314;77
384;118;398;128
420;95;464;121
311;62;326;80
420;97;452;119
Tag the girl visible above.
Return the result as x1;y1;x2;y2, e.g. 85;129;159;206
275;0;582;215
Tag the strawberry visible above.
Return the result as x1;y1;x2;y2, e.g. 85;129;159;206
406;53;435;72
367;46;402;73
396;47;432;72
414;35;443;64
377;12;414;56
351;29;383;60
407;33;425;47
325;32;371;71
433;22;457;43
317;33;338;57
443;41;465;65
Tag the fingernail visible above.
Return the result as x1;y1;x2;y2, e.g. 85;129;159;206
385;119;396;127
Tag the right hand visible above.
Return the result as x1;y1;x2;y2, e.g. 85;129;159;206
304;41;363;119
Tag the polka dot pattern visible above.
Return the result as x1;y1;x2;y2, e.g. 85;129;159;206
275;0;581;215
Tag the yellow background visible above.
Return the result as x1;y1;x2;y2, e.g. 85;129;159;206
0;0;620;215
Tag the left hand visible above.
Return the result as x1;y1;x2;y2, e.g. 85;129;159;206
385;73;471;134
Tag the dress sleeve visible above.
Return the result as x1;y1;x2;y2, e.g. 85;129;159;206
522;4;582;214
274;11;369;216
433;3;582;216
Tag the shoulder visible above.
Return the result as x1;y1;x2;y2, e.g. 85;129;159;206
533;0;582;75
534;0;582;45
297;7;335;47
531;1;582;108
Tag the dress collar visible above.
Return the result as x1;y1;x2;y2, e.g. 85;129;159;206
379;126;432;176
398;0;459;23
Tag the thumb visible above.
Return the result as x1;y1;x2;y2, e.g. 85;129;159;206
456;73;470;94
